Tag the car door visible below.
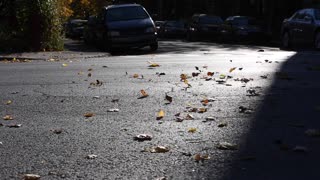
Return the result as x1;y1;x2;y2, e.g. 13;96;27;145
299;9;316;43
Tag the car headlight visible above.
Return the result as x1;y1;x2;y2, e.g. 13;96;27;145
145;27;156;33
108;31;120;36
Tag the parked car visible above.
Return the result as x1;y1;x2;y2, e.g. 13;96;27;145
220;16;270;42
65;19;88;39
281;8;320;49
83;3;158;51
186;14;223;41
159;20;187;38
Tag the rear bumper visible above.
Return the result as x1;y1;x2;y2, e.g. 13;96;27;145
109;34;157;48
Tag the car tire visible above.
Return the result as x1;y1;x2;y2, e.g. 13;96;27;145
314;32;320;50
150;42;158;51
281;31;291;50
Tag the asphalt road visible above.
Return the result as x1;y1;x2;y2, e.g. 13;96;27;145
1;40;320;180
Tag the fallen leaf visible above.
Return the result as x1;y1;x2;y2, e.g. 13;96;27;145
5;100;12;105
133;74;139;78
86;154;98;159
134;134;153;141
88;68;93;71
198;108;207;113
201;99;209;106
7;124;22;128
93;96;100;99
107;108;119;112
186;114;194;120
217;142;238;150
180;74;188;81
88;73;92;77
111;99;119;103
52;129;63;134
218;122;228;127
205;117;215;121
195;66;199;71
194;154;210;162
24;174;41;180
165;94;173;103
149;146;170;153
305;129;320;137
229;67;237;73
176;116;184;122
138;90;149;99
188;128;197;133
3;115;13;120
157;110;165;120
192;72;200;77
258;49;265;52
84;113;95;118
219;74;226;79
207;72;214;76
148;61;160;67
247;88;259;96
62;63;68;67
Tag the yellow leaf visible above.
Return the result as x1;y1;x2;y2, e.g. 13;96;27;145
3;115;13;120
6;100;12;105
184;79;189;85
157;110;165;120
188;128;197;133
180;74;188;81
62;63;68;67
229;67;237;73
148;61;160;67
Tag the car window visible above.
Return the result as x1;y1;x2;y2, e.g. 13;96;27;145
315;9;320;20
106;6;149;22
199;16;223;24
292;10;304;20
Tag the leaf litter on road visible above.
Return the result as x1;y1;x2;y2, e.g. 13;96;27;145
194;154;210;162
157;110;165;120
84;113;95;118
217;142;238;150
24;174;41;180
3;115;13;120
86;154;98;159
5;100;12;105
134;134;153;141
144;146;170;153
138;90;149;99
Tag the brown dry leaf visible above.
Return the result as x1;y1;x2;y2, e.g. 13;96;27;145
149;146;170;153
133;74;139;78
24;174;41;180
188;128;197;133
3;115;13;120
201;99;209;106
229;67;237;73
84;113;95;118
194;154;202;161
207;72;214;76
180;74;188;81
139;90;149;98
5;100;12;105
157;110;165;120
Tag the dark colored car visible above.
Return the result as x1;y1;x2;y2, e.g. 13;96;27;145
159;20;187;38
186;14;223;41
83;3;158;51
220;16;270;42
281;8;320;49
65;19;88;39
155;21;165;33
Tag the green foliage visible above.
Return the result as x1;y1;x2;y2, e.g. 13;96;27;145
0;0;64;52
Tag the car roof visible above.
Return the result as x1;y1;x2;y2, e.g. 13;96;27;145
104;3;141;10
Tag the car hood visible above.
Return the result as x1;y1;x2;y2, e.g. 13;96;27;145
107;18;153;30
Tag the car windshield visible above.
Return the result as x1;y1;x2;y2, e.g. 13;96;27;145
106;6;149;22
315;9;320;20
233;17;257;26
166;21;185;28
199;16;223;24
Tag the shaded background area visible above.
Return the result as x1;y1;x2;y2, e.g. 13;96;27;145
220;51;320;179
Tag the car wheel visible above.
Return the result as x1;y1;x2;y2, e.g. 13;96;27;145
150;42;158;51
314;32;320;50
281;32;291;49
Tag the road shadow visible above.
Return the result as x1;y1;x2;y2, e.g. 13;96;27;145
219;51;320;180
